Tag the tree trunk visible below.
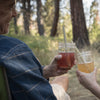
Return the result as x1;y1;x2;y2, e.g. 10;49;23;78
50;0;60;37
27;0;31;34
70;0;90;48
14;17;18;34
36;0;44;36
22;0;30;35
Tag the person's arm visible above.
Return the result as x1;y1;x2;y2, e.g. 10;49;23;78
89;82;100;99
50;75;69;92
43;55;70;79
76;68;100;99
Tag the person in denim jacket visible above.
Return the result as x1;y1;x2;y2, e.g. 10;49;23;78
0;0;71;100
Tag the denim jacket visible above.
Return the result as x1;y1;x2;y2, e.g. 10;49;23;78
0;35;57;100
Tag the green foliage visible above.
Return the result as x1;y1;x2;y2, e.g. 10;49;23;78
89;19;100;53
89;0;98;26
7;0;100;56
88;0;100;52
58;12;73;40
9;20;15;34
92;41;100;53
8;19;22;35
42;0;54;36
89;20;100;43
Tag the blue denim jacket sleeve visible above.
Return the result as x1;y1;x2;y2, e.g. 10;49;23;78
0;35;57;100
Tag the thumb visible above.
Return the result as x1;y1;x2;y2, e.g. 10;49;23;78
51;55;62;64
55;55;62;60
76;70;85;77
76;70;81;76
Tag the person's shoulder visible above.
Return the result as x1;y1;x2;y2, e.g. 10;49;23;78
0;35;31;59
0;35;26;46
0;35;28;54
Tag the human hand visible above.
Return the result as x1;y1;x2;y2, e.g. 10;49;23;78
76;67;97;90
43;55;71;79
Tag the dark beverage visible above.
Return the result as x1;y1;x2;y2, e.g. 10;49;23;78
57;52;75;68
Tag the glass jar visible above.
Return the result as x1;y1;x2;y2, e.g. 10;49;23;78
57;42;76;69
77;51;94;73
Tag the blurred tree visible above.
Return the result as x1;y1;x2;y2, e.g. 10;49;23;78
14;17;18;34
89;0;99;27
56;0;72;40
42;0;54;35
22;0;31;35
70;0;90;48
13;1;18;34
50;0;60;37
89;0;100;42
36;0;44;36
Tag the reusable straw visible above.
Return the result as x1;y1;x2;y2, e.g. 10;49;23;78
71;41;85;63
62;25;67;52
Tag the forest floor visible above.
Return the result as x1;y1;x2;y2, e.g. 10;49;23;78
67;50;100;100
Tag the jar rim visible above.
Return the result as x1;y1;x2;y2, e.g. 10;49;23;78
58;42;75;45
77;51;92;56
58;42;76;48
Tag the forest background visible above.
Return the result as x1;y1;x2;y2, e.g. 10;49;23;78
6;0;100;99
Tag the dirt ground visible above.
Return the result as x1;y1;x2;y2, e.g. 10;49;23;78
67;51;100;100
